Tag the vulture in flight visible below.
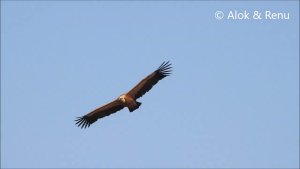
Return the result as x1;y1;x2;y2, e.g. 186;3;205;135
75;61;172;128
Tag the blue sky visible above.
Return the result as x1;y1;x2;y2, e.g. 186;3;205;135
1;1;299;168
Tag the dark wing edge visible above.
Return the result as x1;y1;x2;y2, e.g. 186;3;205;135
75;100;124;129
127;61;172;99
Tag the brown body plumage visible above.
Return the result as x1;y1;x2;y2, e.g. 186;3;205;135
75;61;172;128
118;94;141;112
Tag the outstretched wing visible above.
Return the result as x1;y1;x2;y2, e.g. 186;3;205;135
127;61;172;99
75;100;124;128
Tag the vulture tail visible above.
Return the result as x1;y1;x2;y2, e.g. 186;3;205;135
129;102;142;112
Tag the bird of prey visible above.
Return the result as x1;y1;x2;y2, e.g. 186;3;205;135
75;61;172;128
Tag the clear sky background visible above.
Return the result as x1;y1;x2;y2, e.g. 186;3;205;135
1;1;299;168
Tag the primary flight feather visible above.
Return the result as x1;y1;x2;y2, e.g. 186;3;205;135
75;61;172;128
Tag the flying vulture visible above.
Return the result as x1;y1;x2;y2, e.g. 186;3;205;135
75;61;172;128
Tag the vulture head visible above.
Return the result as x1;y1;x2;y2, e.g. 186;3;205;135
118;94;127;103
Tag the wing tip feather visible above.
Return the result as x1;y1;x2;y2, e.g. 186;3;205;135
157;61;172;76
75;116;93;129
